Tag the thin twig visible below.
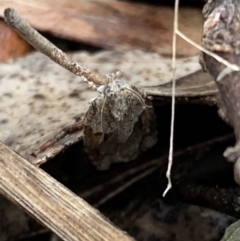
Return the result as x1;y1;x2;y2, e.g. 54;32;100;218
3;8;107;87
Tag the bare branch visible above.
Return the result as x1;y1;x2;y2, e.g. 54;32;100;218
3;8;107;87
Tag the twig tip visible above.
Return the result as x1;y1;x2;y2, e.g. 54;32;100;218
4;8;16;25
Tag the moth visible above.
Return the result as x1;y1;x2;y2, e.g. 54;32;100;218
83;72;157;169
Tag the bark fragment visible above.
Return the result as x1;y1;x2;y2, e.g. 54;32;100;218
200;0;240;185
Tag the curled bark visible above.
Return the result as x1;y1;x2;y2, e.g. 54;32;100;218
200;0;240;185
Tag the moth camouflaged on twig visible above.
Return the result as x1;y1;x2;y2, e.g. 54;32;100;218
83;72;157;170
3;8;158;169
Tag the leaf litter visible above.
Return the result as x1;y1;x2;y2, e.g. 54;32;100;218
0;1;237;240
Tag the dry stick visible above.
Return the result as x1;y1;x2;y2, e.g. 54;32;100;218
0;141;135;241
3;8;107;87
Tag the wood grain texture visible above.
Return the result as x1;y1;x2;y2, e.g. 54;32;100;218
0;141;135;241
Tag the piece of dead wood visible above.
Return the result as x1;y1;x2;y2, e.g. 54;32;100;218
0;141;135;241
0;0;203;56
200;0;240;187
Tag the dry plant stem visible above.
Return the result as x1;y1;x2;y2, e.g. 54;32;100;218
0;141;135;241
3;8;107;86
163;0;179;197
200;0;240;185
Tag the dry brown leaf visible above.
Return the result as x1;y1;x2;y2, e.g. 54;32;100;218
148;70;217;98
0;0;203;56
0;19;32;62
0;49;216;159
